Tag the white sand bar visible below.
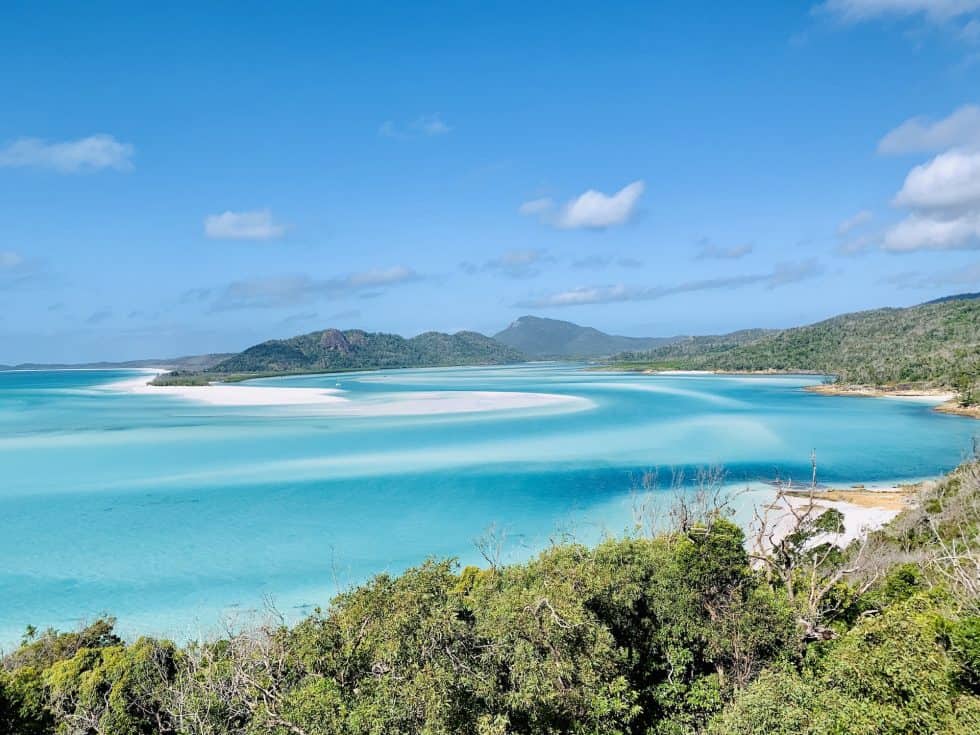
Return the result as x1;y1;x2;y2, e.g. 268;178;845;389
104;371;592;415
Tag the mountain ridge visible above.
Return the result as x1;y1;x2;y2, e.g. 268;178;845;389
494;315;679;358
204;327;524;375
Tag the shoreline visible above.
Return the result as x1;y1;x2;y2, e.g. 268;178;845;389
804;383;980;419
599;366;980;421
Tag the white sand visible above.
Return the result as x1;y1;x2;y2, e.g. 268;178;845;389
760;489;906;548
106;373;348;406
885;392;955;404
785;495;900;545
103;370;591;415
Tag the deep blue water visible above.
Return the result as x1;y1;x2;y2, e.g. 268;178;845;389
1;364;976;647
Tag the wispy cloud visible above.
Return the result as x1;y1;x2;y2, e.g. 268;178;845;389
833;210;877;256
818;0;980;24
0;250;47;287
520;181;645;230
278;311;320;327
379;114;452;139
836;233;879;256
210;266;420;311
460;249;554;279
517;259;824;308
0;251;24;269
85;309;113;325
836;210;874;235
518;197;553;216
694;240;754;260
204;210;287;240
879;105;980;154
570;254;644;270
328;309;362;321
0;134;134;173
884;261;980;288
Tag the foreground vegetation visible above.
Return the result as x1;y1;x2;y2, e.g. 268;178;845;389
3;461;980;734
614;296;980;404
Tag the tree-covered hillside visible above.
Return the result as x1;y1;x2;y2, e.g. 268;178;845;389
196;328;524;375
3;460;979;734
494;315;678;358
616;297;980;391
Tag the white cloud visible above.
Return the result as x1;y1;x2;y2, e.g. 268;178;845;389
554;180;645;230
819;0;980;22
379;114;451;139
204;210;287;240
836;209;874;235
884;212;980;251
892;150;980;212
518;197;554;216
879;105;980;154
880;108;980;253
414;114;451;136
0;134;134;173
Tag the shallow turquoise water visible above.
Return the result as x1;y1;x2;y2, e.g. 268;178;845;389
1;364;976;646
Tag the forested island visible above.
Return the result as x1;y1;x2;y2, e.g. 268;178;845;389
151;329;525;386
2;460;979;734
612;294;980;412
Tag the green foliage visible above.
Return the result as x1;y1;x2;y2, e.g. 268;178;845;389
0;523;796;735
615;297;980;391
43;637;179;735
4;463;980;734
210;328;525;375
950;616;980;693
712;597;980;734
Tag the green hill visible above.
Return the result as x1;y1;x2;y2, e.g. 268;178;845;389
494;315;679;358
208;327;524;375
615;296;980;392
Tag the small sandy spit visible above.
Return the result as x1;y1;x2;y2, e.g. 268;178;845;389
102;370;590;416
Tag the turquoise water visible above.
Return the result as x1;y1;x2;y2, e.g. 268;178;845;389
1;364;977;647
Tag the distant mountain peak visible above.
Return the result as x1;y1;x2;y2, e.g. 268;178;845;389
494;315;678;358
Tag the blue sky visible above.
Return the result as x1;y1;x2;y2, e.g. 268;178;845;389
2;0;980;362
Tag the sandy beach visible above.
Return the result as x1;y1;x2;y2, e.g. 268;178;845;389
804;383;955;402
805;383;980;419
763;482;920;546
103;370;592;415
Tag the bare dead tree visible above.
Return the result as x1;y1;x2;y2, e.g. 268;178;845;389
921;462;980;611
749;484;879;640
630;465;737;540
474;522;508;572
